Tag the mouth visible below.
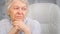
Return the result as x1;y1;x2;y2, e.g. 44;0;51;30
16;15;23;19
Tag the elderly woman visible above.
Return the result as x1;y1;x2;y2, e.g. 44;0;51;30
0;0;41;34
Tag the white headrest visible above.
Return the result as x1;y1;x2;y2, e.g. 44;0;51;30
28;3;60;23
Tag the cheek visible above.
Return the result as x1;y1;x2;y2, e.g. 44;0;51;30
9;10;16;17
10;9;17;14
23;11;27;16
10;8;17;15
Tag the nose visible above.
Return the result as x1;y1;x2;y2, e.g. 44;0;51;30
16;10;23;15
16;11;23;15
17;12;20;15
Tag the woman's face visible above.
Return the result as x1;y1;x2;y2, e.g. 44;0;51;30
8;0;27;21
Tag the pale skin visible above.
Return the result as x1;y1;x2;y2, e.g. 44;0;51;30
7;0;31;34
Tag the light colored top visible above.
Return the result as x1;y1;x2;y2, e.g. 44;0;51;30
0;17;41;34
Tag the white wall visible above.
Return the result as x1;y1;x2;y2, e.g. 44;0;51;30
28;0;56;4
56;0;60;7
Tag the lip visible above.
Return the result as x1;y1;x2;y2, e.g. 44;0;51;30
16;15;23;18
16;15;22;17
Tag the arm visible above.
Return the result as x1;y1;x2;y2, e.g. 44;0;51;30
24;29;31;34
31;20;41;34
8;26;19;34
22;25;31;34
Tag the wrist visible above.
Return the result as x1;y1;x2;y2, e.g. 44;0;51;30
14;26;19;30
24;30;31;34
24;28;31;32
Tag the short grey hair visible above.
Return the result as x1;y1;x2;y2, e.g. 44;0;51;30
4;0;29;19
5;0;28;10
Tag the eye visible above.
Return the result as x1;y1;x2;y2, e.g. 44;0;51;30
22;7;27;11
14;7;19;10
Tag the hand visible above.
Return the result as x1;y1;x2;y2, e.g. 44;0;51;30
12;20;30;32
8;26;19;34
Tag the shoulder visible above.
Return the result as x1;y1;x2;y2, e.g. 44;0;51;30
0;18;9;23
0;18;11;26
0;19;8;25
0;18;11;27
26;17;40;25
0;18;11;33
26;17;41;34
27;18;41;29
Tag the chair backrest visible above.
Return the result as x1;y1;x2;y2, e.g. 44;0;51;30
28;3;60;24
28;3;60;34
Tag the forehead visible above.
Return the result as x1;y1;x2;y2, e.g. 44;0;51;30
11;0;27;7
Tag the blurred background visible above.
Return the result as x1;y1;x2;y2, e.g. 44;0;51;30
0;0;60;34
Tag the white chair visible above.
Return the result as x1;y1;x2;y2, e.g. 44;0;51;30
28;3;60;34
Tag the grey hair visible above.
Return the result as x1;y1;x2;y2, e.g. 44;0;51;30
4;0;29;19
5;0;28;10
